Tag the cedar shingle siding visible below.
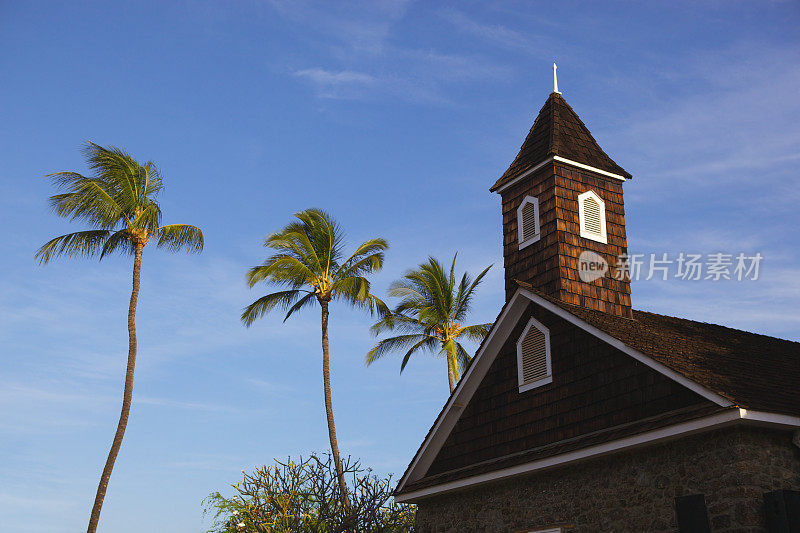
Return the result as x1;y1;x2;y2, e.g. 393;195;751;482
524;284;800;417
426;302;710;477
501;163;632;315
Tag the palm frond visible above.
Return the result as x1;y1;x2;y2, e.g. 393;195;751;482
375;253;491;389
39;142;202;268
141;161;163;199
297;208;343;273
335;251;385;279
369;313;425;336
365;334;434;366
83;142;163;207
136;199;162;235
400;336;440;372
244;208;386;328
155;224;204;253
241;290;305;327
265;228;323;276
456;323;492;344
332;276;389;316
46;175;127;229
35;230;111;264
453;264;492;322
246;255;316;289
455;342;472;377
100;229;134;258
335;238;388;278
283;292;317;321
331;276;370;304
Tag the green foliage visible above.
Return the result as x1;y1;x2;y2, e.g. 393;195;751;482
204;455;415;533
35;141;203;263
241;208;388;325
366;254;492;388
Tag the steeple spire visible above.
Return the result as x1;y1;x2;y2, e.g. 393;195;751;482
490;90;631;192
552;62;561;95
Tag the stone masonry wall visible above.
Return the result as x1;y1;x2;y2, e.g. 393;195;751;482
414;426;800;533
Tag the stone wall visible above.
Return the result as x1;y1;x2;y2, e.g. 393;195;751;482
414;426;800;533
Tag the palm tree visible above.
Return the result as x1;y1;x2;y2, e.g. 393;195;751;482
241;208;387;509
366;254;492;392
35;142;203;533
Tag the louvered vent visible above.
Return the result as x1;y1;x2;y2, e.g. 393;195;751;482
582;196;602;236
520;325;548;384
517;196;540;248
521;202;538;242
578;190;607;243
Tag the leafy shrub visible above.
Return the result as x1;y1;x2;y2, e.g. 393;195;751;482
204;454;415;532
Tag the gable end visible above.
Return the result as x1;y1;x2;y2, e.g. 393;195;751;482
395;289;734;496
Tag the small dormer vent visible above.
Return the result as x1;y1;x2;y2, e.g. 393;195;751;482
516;317;552;392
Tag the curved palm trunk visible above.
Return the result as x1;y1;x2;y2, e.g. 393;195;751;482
320;301;351;510
87;242;143;533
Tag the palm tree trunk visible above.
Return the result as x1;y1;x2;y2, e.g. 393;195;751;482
446;356;455;393
87;241;143;533
320;300;351;510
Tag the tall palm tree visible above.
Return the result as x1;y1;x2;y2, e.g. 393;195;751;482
241;208;387;509
366;254;492;392
35;142;203;533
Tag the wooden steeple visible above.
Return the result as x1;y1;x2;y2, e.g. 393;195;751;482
494;86;633;317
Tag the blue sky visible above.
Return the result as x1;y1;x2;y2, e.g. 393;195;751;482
1;1;799;531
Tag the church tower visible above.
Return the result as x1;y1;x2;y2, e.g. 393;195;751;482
492;66;633;317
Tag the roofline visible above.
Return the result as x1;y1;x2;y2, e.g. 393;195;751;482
395;408;800;502
395;290;530;492
519;289;734;407
491;155;628;194
394;288;733;495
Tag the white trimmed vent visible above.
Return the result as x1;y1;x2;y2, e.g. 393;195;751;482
578;190;607;244
516;317;552;392
517;196;540;249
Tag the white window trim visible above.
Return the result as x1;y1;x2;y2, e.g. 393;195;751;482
516;317;552;392
577;190;607;244
517;195;541;249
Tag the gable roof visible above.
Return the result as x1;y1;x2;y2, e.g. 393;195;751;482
490;92;632;192
395;284;800;500
519;281;800;417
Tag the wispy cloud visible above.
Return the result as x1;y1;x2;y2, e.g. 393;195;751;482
617;42;800;195
245;377;296;398
292;51;512;104
439;8;543;54
265;0;413;55
293;69;378;99
267;0;514;104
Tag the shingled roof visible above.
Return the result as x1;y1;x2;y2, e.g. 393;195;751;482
396;285;800;497
518;281;800;417
490;92;632;191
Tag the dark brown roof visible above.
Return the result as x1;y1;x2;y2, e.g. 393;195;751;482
519;282;800;417
490;93;632;191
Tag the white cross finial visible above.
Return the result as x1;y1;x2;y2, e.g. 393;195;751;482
553;62;561;94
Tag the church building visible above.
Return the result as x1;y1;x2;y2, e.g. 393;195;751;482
394;68;800;532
